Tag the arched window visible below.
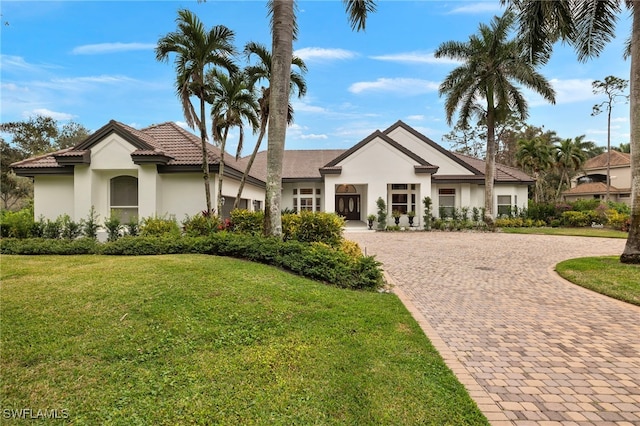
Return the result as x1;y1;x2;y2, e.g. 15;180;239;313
110;176;138;222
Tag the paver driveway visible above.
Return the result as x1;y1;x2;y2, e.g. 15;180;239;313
347;232;639;426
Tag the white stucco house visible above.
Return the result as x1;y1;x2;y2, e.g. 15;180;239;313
11;119;533;229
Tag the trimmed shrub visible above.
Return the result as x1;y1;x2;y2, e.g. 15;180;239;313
292;211;344;247
376;197;387;230
103;213;122;242
561;211;589;227
0;208;35;238
43;217;63;239
606;210;631;231
82;206;100;240
570;199;601;212
140;215;181;237
61;214;82;240
281;213;301;241
98;232;383;290
182;213;219;237
230;209;263;235
0;237;98;255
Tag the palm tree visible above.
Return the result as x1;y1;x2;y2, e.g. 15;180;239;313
155;9;237;216
264;0;375;237
232;41;307;210
435;10;556;224
555;137;586;199
592;76;629;202
516;136;554;203
207;69;259;216
505;0;639;263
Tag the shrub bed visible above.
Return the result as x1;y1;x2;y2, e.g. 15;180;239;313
1;233;383;291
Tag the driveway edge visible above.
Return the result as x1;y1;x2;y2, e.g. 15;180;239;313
387;271;514;425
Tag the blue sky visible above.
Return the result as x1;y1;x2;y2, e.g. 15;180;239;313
0;1;633;156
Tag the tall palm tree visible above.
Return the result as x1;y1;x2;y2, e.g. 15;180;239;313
435;10;556;224
592;75;629;202
155;9;237;216
505;0;639;263
232;41;307;210
516;137;554;203
555;137;586;199
264;0;375;237
207;69;259;216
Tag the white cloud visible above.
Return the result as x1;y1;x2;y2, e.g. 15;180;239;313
612;117;628;123
175;121;190;130
291;99;329;114
294;47;357;62
300;133;328;140
527;78;596;106
370;52;461;65
447;2;504;14
72;42;156;55
29;108;76;121
52;75;138;85
406;115;425;121
349;78;439;95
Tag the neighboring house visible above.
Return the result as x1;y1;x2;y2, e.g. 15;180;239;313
12;119;533;232
562;150;632;206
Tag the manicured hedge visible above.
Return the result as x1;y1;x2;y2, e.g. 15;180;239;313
0;233;384;291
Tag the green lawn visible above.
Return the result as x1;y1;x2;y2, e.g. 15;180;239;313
556;256;640;306
1;255;487;425
500;226;628;239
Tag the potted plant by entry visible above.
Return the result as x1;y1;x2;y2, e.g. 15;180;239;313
407;210;416;227
392;209;402;225
367;214;376;230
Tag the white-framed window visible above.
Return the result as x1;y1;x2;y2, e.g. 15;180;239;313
110;175;138;222
293;187;321;212
438;188;455;218
390;184;417;214
497;195;512;217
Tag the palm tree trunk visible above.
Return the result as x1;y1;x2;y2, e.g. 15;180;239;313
234;120;267;210
606;102;612;202
621;4;640;264
200;95;213;216
264;0;294;237
484;98;497;225
217;125;230;217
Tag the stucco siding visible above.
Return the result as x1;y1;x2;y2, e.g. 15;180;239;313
90;135;139;170
386;127;475;175
34;175;74;220
159;174;211;220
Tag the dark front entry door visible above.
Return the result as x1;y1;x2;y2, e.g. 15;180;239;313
336;195;360;220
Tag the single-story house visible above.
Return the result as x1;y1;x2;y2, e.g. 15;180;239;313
562;150;632;206
11;119;533;232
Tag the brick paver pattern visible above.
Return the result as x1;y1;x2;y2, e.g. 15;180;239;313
347;232;640;426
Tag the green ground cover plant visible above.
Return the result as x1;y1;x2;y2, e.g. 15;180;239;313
1;255;488;425
556;256;640;306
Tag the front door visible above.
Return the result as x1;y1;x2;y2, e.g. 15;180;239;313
335;195;360;220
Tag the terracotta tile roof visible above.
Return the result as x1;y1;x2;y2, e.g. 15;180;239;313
10;148;72;169
451;152;534;183
583;151;631;169
11;120;250;176
563;182;630;195
11;119;533;185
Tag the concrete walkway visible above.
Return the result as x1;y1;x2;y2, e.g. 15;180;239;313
346;231;639;426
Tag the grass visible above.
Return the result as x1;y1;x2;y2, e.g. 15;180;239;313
556;256;640;306
1;255;487;425
500;226;628;239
